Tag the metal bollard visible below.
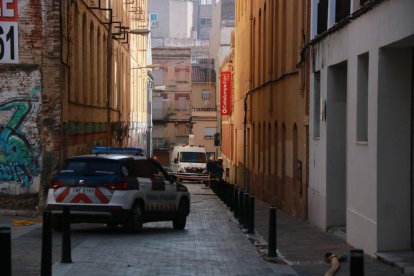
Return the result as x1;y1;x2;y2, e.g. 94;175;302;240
243;193;249;229
229;185;234;211
61;206;72;263
238;190;244;225
41;211;52;276
0;226;12;276
268;206;277;257
234;187;239;219
247;196;255;234
350;249;364;276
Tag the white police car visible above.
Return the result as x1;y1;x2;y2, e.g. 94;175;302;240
47;147;190;232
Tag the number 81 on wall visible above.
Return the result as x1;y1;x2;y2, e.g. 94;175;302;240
0;0;19;64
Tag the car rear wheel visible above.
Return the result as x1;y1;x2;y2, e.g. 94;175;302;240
125;202;143;233
173;199;188;230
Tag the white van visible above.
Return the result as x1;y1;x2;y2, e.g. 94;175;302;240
170;145;209;181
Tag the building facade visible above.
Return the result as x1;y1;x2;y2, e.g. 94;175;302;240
309;0;414;255
191;58;217;158
230;0;310;218
209;0;235;172
0;0;149;204
149;0;217;165
151;47;193;165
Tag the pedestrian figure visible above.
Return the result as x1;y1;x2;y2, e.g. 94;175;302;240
206;156;220;187
324;252;347;276
216;157;224;180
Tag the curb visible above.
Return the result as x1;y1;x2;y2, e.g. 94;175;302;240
376;252;414;275
0;209;39;217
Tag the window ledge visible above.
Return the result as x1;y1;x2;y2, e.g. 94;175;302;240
356;141;368;145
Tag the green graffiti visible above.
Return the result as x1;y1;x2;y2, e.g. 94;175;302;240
0;98;39;191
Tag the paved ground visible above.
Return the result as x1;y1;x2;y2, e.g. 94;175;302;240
1;182;410;275
51;183;297;276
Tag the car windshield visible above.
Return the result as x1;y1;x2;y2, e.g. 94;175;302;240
180;152;206;163
60;159;121;175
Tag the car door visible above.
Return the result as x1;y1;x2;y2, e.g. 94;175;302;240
148;159;177;213
133;159;165;212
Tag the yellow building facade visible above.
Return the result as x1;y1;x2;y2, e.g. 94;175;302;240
229;0;310;218
62;0;149;157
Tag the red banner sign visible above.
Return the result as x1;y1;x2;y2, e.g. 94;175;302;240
220;71;232;115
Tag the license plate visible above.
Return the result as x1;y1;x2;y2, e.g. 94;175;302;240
70;187;95;195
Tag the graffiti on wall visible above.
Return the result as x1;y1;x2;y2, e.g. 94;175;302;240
0;96;40;192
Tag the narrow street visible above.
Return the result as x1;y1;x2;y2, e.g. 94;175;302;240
3;183;297;276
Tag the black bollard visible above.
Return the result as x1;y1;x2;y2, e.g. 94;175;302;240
61;206;72;263
350;249;364;276
0;226;11;276
238;190;244;225
234;187;239;219
41;211;52;276
247;196;255;234
243;193;249;229
268;206;277;257
229;185;234;211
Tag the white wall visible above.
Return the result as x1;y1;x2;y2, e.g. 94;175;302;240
170;1;193;38
309;0;414;256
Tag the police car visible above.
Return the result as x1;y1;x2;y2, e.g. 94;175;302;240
47;147;190;232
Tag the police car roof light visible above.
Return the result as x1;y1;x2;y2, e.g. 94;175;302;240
92;146;144;155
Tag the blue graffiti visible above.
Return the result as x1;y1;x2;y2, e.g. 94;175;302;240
0;98;39;191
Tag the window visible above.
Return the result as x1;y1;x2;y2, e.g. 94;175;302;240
176;67;188;83
335;0;351;22
180;152;207;163
178;96;187;110
150;13;158;27
313;71;321;138
191;53;208;64
176;123;189;137
200;0;213;4
204;127;216;139
153;69;165;86
357;53;369;142
202;90;210;100
200;17;211;27
317;0;328;34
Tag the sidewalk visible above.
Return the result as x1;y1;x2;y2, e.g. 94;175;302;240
252;197;408;275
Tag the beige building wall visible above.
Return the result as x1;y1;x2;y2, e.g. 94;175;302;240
231;0;309;218
152;47;192;164
192;81;217;155
63;0;149;157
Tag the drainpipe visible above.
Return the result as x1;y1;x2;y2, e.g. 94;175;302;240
243;96;248;192
244;0;254;193
106;1;113;146
411;47;414;249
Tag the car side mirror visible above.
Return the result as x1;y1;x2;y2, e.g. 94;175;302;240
174;158;178;164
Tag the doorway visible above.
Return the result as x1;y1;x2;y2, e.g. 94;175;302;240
326;61;347;231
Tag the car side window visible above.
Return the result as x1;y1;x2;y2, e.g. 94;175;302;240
133;160;153;178
147;161;164;178
148;159;169;178
123;160;138;177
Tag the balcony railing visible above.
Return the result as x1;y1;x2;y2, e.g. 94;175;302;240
192;107;217;112
153;138;169;149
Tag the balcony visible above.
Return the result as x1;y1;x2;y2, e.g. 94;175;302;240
192;107;217;118
153;138;170;150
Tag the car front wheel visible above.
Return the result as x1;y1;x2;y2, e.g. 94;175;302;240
173;199;188;230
